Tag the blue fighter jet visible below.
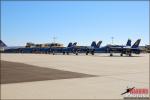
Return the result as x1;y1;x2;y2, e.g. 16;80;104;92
88;39;141;56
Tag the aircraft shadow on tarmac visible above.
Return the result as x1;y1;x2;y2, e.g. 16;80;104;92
1;60;96;84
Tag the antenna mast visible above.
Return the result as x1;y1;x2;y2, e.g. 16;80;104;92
111;36;114;45
53;36;57;43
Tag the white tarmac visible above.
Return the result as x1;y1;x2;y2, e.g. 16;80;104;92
1;53;149;99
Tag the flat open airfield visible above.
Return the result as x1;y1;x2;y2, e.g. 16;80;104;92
1;53;149;99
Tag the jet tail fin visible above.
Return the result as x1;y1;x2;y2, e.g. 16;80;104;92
72;42;77;47
91;41;97;48
67;42;72;47
131;39;141;48
0;40;7;47
96;41;102;48
126;39;131;46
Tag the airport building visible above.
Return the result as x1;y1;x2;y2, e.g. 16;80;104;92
26;42;64;48
145;45;150;53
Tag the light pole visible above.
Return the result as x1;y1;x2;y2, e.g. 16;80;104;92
53;36;57;43
111;36;114;45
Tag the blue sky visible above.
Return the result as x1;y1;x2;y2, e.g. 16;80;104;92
1;1;149;46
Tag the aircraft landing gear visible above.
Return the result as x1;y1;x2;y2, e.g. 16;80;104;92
91;51;94;55
86;52;88;55
120;53;123;56
110;53;113;56
76;52;78;55
67;52;69;55
63;52;65;55
129;53;132;57
53;51;55;55
75;51;78;55
86;51;89;55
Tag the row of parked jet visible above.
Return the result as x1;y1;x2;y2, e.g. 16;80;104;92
0;39;141;56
